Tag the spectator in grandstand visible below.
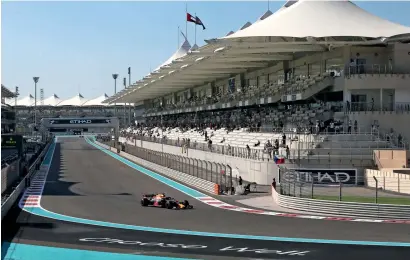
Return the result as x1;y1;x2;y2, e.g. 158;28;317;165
271;140;278;156
207;139;212;150
254;140;261;147
282;133;286;146
220;137;225;143
398;134;403;146
286;145;290;159
246;144;251;157
348;120;352;133
314;120;319;134
264;140;273;159
272;178;276;190
238;176;243;186
354;120;358;133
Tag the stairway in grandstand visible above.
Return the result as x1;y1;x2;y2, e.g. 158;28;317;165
281;73;335;103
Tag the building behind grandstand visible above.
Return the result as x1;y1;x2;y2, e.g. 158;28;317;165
4;92;139;134
106;1;410;175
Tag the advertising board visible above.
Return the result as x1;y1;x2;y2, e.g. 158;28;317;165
279;168;358;185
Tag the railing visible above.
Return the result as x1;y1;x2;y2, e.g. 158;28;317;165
1;137;52;219
272;186;410;219
121;129;402;167
347;102;410;114
101;139;233;193
344;64;400;77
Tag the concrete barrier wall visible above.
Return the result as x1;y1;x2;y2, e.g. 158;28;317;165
1;159;21;194
365;169;410;194
121;138;279;185
272;185;410;219
374;150;408;169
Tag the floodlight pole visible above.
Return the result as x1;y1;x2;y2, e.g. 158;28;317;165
33;77;39;137
123;77;127;127
128;67;132;126
112;74;118;119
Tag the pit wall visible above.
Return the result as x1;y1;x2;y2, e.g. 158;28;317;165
373;150;408;169
365;169;410;195
120;138;279;185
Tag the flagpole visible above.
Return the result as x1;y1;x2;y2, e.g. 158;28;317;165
178;26;180;48
185;2;188;40
268;0;270;11
194;13;197;46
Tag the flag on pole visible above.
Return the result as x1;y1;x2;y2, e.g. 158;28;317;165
186;13;196;23
186;12;206;30
195;15;206;30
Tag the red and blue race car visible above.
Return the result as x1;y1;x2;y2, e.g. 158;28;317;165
141;193;193;209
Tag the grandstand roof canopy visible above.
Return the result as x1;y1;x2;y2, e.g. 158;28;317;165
8;94;35;106
43;94;62;106
58;93;88;106
154;38;191;72
104;0;410;104
1;85;16;98
6;92;132;107
83;93;110;106
224;0;410;40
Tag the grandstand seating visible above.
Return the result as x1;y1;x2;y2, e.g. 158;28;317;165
145;72;333;116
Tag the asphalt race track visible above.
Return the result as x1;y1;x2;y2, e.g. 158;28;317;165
3;137;410;259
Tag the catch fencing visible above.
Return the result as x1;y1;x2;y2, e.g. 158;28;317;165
277;166;410;204
114;142;233;193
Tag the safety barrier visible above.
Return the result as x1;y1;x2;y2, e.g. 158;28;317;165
1;159;21;195
1;139;52;220
95;140;227;195
272;186;410;219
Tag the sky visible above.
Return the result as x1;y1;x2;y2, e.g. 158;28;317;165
1;1;410;100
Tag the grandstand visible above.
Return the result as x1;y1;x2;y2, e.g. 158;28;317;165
110;0;410;176
1;85;17;134
5;93;136;133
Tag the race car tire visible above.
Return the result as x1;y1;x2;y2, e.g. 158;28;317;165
141;199;149;206
166;202;173;209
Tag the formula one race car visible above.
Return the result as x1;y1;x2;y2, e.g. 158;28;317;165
141;193;193;210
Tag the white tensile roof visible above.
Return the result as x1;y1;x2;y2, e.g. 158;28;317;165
154;38;191;72
58;93;88;106
103;0;410;105
226;10;274;38
43;94;62;106
190;44;199;51
83;93;109;106
7;94;35;106
225;0;410;39
254;10;273;24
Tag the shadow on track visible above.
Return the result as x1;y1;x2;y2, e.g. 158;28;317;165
41;143;81;197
